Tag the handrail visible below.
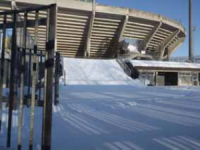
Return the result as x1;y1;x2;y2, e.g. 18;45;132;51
117;57;147;85
116;57;132;77
170;56;200;63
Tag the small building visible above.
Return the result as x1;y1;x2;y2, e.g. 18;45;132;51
129;60;200;86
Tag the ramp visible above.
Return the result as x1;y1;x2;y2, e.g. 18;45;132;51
61;58;143;86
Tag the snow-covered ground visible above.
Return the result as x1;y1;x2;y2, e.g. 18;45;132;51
0;58;200;150
61;58;143;86
51;85;200;150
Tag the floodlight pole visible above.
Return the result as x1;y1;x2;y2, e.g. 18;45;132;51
189;0;194;62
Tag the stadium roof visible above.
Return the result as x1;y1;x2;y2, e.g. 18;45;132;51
0;0;186;59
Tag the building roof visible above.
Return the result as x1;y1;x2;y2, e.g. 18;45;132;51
130;60;200;70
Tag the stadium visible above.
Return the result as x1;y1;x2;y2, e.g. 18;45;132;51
1;0;200;150
0;0;199;87
0;0;186;59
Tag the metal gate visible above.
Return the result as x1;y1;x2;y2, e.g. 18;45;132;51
0;4;60;150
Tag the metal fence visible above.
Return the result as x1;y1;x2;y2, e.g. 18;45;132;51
0;4;60;150
170;56;200;63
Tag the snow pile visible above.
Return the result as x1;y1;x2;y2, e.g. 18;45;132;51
127;44;139;53
61;58;143;86
130;60;200;69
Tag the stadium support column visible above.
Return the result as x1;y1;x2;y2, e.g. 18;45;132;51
115;14;129;57
159;30;180;60
144;19;162;50
85;0;96;57
118;15;129;42
11;0;16;9
189;0;194;62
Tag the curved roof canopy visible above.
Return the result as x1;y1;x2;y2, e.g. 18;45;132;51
0;0;186;59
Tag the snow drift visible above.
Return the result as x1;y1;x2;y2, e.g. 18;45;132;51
61;58;143;86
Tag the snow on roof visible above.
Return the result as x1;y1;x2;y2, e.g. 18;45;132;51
130;60;200;69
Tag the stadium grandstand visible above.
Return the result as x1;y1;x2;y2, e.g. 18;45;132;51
0;0;186;60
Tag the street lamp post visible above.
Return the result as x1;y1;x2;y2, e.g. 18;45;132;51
189;0;194;62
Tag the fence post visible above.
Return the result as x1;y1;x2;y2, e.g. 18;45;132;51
18;11;28;150
7;12;17;148
38;50;43;101
42;4;57;150
29;10;39;150
54;52;60;105
27;48;32;105
0;14;7;131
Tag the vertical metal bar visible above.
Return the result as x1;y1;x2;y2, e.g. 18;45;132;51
18;11;28;150
42;4;57;150
54;52;60;105
29;10;39;150
17;49;22;88
6;60;10;88
28;48;32;102
7;12;17;148
39;50;42;101
41;9;49;147
24;49;27;89
36;51;39;96
0;14;7;131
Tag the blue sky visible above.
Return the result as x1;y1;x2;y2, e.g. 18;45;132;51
97;0;200;57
